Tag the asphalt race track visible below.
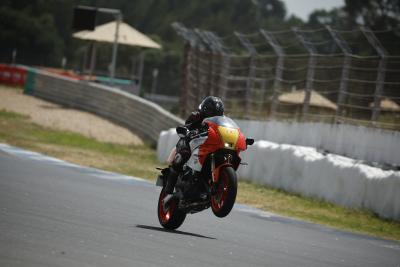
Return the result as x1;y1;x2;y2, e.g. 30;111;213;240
0;144;399;267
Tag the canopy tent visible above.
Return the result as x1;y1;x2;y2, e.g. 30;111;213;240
73;21;161;89
73;21;161;49
278;90;337;111
369;98;400;112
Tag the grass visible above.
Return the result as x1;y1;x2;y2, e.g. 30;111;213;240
237;182;400;240
1;108;399;241
0;109;161;179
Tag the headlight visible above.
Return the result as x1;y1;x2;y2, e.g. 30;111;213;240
224;142;232;148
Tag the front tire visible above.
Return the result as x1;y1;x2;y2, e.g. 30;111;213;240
211;166;237;218
157;189;186;230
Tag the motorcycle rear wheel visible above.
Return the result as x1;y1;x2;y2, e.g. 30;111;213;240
157;189;186;230
211;166;237;218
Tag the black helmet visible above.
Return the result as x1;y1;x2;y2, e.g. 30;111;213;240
198;96;224;118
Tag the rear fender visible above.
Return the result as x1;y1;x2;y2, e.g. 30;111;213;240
156;175;164;187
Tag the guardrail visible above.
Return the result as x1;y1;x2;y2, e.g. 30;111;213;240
26;69;183;144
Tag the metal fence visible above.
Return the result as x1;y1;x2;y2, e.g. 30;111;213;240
173;23;400;130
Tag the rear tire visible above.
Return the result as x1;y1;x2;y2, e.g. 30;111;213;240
157;189;186;230
211;166;237;218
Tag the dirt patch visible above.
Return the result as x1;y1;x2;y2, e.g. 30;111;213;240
0;86;143;145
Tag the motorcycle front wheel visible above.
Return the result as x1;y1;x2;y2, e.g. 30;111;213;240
157;189;186;230
211;166;237;218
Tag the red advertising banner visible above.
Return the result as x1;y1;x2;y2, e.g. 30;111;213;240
0;64;27;87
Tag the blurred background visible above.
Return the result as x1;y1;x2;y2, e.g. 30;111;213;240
0;0;399;125
1;0;400;236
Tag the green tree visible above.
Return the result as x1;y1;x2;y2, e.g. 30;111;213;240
345;0;400;30
0;3;63;65
307;8;353;29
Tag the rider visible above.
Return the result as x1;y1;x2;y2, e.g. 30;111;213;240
163;96;224;200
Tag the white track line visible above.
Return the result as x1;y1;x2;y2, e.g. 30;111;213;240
0;143;148;184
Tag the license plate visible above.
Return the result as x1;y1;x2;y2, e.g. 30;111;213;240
156;175;164;187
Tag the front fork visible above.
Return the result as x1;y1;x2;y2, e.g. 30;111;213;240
211;153;216;183
210;153;233;193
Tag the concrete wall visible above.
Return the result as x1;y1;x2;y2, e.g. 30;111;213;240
236;120;400;166
238;141;400;221
158;120;400;168
30;70;183;143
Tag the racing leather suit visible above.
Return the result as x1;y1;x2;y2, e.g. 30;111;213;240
164;111;205;194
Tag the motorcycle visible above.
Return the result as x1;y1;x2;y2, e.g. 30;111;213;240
156;115;254;230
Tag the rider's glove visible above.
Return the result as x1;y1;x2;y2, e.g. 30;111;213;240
187;129;199;139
